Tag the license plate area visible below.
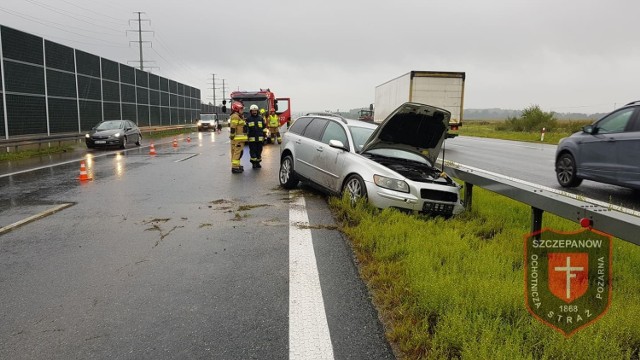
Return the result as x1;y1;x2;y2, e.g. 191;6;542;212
95;140;106;144
422;201;454;215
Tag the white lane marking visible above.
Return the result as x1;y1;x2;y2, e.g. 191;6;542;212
174;153;199;162
0;203;74;235
0;145;156;179
289;192;334;360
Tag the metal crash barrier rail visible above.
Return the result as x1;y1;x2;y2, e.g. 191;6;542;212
443;161;640;246
1;125;196;152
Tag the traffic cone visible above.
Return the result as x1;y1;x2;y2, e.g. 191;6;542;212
186;136;191;143
77;160;92;181
149;142;157;155
172;138;178;148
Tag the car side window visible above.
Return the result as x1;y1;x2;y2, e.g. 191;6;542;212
321;121;349;149
288;117;312;135
597;108;635;134
302;118;329;141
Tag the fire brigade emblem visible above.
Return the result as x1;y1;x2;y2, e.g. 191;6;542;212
524;227;612;337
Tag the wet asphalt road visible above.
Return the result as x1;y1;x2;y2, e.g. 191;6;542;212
0;130;394;359
442;136;640;210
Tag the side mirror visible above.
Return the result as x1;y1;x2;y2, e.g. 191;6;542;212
125;127;132;131
582;125;596;134
329;139;348;151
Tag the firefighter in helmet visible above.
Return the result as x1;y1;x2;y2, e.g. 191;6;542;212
268;108;281;144
229;101;247;173
246;104;266;169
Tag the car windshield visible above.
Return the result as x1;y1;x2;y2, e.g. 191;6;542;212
364;148;429;165
201;114;216;121
95;121;124;130
349;126;376;152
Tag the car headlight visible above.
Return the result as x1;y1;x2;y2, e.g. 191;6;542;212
197;121;201;126
113;132;121;138
373;174;409;193
85;134;90;138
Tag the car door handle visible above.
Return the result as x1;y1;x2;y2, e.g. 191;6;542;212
295;139;301;144
316;147;324;152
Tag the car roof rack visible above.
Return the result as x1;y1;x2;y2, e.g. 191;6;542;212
624;100;640;106
304;112;348;124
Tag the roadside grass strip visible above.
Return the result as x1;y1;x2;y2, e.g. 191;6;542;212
329;190;640;359
459;120;592;145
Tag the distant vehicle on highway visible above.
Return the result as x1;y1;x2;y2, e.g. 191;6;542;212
555;101;640;190
197;114;217;132
279;102;464;216
85;120;142;149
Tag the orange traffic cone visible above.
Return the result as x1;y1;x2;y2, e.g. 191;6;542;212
172;138;178;148
186;136;191;143
77;160;92;181
149;142;157;155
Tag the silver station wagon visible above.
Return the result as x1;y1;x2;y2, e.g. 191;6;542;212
279;102;464;216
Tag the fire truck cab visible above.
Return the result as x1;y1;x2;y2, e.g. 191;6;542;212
228;89;291;127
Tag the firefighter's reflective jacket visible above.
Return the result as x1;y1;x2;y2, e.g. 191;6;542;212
246;113;266;142
229;112;247;141
268;114;279;128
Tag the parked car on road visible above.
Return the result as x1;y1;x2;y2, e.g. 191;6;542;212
197;114;217;132
85;120;142;149
555;101;640;190
279;102;464;216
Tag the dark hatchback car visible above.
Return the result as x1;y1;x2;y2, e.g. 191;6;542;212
555;101;640;190
86;120;142;149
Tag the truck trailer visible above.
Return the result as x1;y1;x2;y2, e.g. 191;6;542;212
374;71;465;130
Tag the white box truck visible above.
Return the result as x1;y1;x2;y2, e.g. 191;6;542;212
374;71;465;130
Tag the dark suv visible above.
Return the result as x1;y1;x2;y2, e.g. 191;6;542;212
555;101;640;190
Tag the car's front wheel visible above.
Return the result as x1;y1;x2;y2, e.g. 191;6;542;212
556;153;583;187
135;133;141;146
120;136;127;149
279;155;299;189
343;174;367;205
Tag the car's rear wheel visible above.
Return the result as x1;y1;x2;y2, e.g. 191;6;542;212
343;174;367;205
120;136;127;149
279;155;299;189
556;153;583;187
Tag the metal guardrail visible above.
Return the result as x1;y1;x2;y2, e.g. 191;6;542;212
1;125;196;152
444;161;640;246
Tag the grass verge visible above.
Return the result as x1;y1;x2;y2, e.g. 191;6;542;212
329;189;640;359
144;127;195;139
458;120;592;144
0;145;75;162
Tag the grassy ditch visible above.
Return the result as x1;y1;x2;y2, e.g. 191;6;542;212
0;145;75;162
329;189;640;359
458;120;592;144
144;127;195;139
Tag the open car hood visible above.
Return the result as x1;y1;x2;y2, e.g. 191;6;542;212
360;102;451;165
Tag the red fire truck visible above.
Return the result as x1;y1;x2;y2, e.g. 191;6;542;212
228;89;291;127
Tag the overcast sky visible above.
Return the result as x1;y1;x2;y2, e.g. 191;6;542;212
1;0;638;114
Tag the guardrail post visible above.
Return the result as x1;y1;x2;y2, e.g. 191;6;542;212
464;182;473;209
531;207;543;239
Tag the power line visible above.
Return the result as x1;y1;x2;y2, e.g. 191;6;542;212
49;0;128;25
0;7;127;47
23;0;123;34
152;35;203;80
